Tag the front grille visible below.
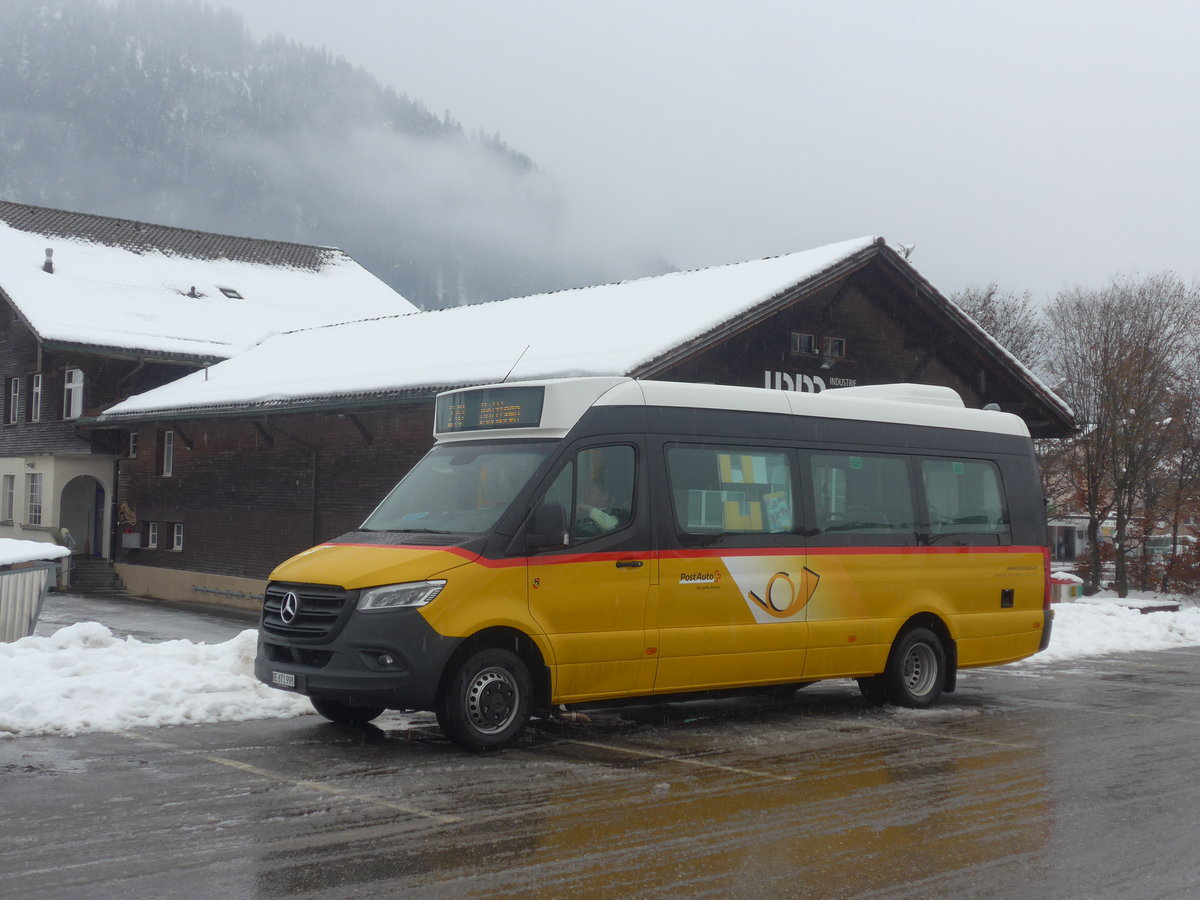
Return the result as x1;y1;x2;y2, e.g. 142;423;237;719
262;583;354;641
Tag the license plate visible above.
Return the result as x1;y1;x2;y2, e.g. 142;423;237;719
271;671;296;688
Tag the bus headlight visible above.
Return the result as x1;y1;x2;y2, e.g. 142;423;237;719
356;580;447;612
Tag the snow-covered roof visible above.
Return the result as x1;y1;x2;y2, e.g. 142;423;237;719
100;237;881;418
96;234;1074;433
0;201;416;361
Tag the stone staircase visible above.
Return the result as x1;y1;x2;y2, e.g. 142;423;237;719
65;557;127;594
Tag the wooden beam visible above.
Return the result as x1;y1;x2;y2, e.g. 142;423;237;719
171;423;193;450
343;413;374;446
253;421;274;448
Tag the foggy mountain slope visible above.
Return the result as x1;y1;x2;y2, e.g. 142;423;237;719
0;0;668;307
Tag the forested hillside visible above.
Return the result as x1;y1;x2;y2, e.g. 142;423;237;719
0;0;665;307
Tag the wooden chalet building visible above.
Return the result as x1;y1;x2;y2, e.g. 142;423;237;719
0;201;416;573
92;236;1074;609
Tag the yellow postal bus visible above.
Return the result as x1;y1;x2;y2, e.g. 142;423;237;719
256;377;1052;750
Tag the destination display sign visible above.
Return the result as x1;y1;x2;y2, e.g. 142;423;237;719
436;385;546;433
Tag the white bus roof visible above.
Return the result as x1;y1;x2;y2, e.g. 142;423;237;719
433;376;1031;442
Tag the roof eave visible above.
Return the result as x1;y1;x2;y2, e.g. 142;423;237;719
38;338;226;366
872;247;1077;433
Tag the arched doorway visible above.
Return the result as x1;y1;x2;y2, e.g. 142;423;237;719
59;475;105;557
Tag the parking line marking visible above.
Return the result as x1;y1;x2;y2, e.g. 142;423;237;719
116;731;461;824
564;738;796;782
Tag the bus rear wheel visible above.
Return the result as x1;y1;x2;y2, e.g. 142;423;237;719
884;627;945;708
437;648;532;752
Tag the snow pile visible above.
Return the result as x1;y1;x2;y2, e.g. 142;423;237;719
1051;570;1084;584
4;597;1200;738
0;538;69;566
1026;599;1200;663
0;623;310;738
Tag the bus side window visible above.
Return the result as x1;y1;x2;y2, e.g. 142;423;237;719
666;445;794;541
921;458;1010;542
533;445;636;546
807;452;916;544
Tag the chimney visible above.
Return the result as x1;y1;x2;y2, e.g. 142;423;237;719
42;248;53;274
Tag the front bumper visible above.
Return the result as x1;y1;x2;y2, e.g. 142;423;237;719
254;606;462;711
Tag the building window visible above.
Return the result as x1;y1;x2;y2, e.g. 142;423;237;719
29;374;41;423
2;475;13;522
823;336;847;359
5;377;19;424
172;523;184;551
128;432;139;459
63;368;84;419
790;332;819;355
147;521;159;549
159;430;174;476
26;472;43;525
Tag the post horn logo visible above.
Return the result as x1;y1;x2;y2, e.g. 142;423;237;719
747;568;820;619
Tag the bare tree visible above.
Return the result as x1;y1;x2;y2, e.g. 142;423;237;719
952;283;1050;373
1145;338;1200;591
1044;273;1198;596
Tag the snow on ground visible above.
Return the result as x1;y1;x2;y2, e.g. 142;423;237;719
2;592;1199;738
0;623;310;738
1022;594;1200;663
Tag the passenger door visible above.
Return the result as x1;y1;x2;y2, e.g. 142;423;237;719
653;443;811;693
524;441;656;702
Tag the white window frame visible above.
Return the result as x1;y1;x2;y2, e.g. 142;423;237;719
823;336;847;359
129;432;139;458
30;374;41;423
791;332;819;355
2;474;14;522
63;368;84;419
7;377;19;424
162;430;174;476
147;521;159;549
172;523;184;551
26;472;42;525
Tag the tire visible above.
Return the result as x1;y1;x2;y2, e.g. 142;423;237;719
437;648;533;752
883;627;945;708
311;697;386;726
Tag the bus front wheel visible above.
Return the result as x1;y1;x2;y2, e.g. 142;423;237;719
437;648;533;752
884;627;945;708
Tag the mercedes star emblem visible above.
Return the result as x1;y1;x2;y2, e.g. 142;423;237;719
280;591;300;624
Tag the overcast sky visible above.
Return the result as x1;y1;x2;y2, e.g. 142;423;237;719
216;0;1200;303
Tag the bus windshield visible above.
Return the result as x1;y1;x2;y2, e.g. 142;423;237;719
361;441;556;535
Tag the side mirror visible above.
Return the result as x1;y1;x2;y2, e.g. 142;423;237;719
527;501;569;552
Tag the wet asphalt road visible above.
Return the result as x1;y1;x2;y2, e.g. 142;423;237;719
5;636;1200;899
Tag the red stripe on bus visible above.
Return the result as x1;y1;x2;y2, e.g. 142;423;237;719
323;541;1048;568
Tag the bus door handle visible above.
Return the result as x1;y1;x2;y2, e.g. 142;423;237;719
615;559;644;569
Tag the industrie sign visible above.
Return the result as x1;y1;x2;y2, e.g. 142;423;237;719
763;370;859;393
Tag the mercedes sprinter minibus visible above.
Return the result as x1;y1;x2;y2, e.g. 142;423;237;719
256;377;1052;750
